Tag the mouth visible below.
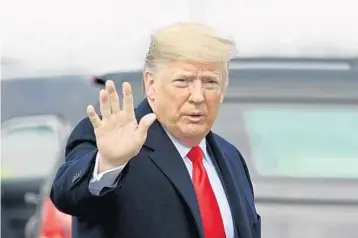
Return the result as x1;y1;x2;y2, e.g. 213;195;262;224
185;113;205;121
188;112;204;116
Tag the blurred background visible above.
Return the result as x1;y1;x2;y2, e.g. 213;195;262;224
1;0;358;237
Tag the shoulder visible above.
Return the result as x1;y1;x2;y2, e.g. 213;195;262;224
210;132;248;168
211;132;240;155
210;132;254;194
68;117;95;141
73;116;94;131
65;116;96;154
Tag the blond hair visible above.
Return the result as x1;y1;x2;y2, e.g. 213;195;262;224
144;22;236;84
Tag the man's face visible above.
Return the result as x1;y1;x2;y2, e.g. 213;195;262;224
144;60;226;146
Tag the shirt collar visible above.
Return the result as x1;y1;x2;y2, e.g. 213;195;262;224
163;128;207;160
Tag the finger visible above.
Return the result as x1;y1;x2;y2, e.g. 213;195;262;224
87;105;101;128
122;82;135;115
99;89;111;118
137;113;156;136
106;80;120;113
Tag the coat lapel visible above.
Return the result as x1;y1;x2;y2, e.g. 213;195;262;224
135;100;205;238
206;132;254;238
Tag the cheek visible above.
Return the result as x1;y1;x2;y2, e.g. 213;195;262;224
158;88;188;113
205;96;222;117
167;87;188;103
206;93;222;108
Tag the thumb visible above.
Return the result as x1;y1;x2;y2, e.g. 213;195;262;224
137;113;157;135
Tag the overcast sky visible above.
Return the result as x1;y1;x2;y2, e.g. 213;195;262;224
2;0;358;78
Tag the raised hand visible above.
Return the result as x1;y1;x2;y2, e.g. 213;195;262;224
86;80;156;171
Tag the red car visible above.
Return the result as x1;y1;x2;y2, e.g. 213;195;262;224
39;198;72;238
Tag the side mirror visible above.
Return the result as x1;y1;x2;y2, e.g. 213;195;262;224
92;76;106;86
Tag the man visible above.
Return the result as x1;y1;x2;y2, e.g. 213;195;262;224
50;22;261;238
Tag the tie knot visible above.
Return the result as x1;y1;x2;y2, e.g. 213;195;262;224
187;146;203;164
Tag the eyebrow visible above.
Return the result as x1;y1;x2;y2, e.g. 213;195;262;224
175;71;220;79
201;75;219;80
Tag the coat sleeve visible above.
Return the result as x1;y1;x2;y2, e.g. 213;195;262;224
49;117;124;219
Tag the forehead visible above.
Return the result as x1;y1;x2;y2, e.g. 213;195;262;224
163;60;224;78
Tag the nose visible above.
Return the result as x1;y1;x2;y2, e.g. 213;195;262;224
188;80;205;104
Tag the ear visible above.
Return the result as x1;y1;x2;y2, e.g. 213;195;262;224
220;93;224;103
143;70;156;100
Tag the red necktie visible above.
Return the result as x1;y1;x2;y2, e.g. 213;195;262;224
187;146;226;238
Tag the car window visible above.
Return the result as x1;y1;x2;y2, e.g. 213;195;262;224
1;124;60;179
100;72;145;107
213;103;358;179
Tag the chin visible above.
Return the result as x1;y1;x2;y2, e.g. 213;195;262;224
180;124;208;137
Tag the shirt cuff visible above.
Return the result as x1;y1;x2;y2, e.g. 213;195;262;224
90;152;127;182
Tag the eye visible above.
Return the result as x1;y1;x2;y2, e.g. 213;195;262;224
203;78;221;90
203;79;219;85
174;79;186;82
173;78;190;87
208;80;218;84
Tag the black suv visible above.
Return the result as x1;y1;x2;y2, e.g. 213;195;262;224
26;57;358;238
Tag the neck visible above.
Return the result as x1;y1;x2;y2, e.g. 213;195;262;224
164;127;206;148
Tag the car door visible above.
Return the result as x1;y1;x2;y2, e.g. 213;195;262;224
212;63;358;238
1;115;71;238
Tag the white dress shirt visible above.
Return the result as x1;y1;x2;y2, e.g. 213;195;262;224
89;132;235;238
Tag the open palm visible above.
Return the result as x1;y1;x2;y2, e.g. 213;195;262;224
87;80;156;168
